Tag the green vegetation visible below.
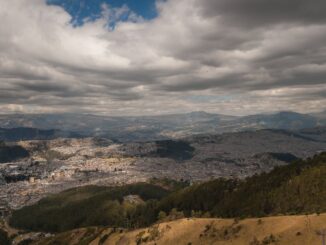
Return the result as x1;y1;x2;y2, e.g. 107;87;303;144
148;177;190;191
157;152;326;218
10;152;326;233
10;183;169;232
266;152;298;162
0;229;11;245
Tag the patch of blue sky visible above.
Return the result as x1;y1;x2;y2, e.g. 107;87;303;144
46;0;158;27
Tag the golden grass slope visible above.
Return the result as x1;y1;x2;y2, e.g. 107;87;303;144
34;213;326;245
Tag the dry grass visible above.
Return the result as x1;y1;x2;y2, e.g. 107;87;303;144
33;213;326;245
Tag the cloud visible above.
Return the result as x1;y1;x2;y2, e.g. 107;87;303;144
200;0;326;27
0;0;325;116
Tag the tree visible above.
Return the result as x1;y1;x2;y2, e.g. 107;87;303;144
0;229;10;245
158;211;167;221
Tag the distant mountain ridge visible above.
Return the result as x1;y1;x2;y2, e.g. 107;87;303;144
0;111;324;141
237;111;318;130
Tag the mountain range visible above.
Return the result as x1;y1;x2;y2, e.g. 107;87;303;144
0;111;325;142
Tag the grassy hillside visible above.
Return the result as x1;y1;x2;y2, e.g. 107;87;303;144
10;152;326;234
10;183;170;232
157;152;326;218
32;214;326;245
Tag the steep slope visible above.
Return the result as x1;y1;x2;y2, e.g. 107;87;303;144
10;153;326;234
157;152;326;218
10;183;170;232
32;214;326;245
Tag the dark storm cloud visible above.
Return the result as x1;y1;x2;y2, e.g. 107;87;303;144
160;73;245;92
0;90;32;102
201;0;326;27
16;81;71;93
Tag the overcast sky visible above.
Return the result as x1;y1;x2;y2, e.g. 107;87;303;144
0;0;325;116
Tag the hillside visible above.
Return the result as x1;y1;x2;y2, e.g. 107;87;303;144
157;152;326;218
10;152;326;234
10;183;170;232
31;214;326;245
2;127;325;212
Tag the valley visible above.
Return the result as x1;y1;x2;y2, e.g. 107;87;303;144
2;0;326;243
0;112;325;244
1;128;325;210
1;152;326;244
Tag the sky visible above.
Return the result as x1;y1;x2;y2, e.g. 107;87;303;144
0;0;325;116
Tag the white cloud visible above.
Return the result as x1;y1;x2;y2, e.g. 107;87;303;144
0;0;325;116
